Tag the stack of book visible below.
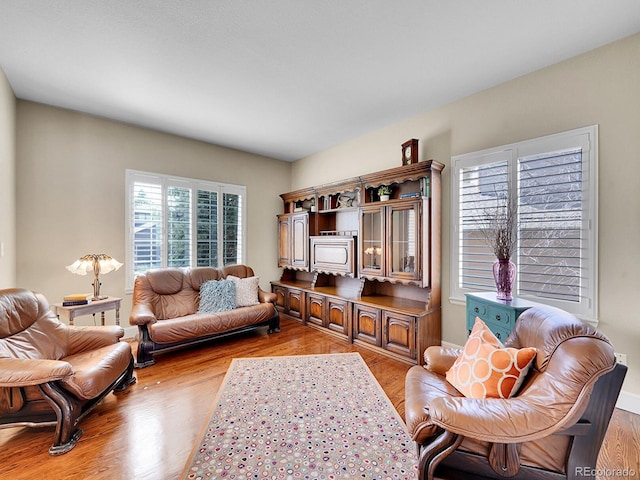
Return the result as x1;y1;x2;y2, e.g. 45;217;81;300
62;293;90;306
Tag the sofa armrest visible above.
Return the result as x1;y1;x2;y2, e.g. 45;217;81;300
423;346;461;375
258;288;276;304
129;303;158;326
66;326;125;355
0;358;73;387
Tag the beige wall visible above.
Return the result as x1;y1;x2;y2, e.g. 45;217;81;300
16;101;291;328
294;33;640;401
0;68;16;288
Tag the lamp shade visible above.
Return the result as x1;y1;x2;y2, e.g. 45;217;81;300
66;254;122;275
66;254;122;300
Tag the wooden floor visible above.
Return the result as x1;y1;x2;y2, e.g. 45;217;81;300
0;318;638;480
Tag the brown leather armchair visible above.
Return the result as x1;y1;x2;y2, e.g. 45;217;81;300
0;288;136;454
405;306;627;480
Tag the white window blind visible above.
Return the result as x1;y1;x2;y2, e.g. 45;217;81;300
459;158;509;291
126;170;246;290
451;126;598;322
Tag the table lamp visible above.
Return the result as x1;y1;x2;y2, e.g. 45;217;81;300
66;253;123;300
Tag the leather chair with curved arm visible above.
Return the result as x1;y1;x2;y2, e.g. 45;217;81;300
0;288;136;455
405;306;627;480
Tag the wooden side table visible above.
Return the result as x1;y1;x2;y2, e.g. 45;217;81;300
52;296;122;326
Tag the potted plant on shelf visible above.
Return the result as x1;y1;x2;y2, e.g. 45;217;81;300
378;185;392;201
478;187;518;300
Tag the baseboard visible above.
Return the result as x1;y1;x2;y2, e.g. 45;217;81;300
440;341;639;416
616;391;640;415
122;325;138;341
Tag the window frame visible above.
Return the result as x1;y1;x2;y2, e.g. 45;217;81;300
125;169;247;292
450;125;598;323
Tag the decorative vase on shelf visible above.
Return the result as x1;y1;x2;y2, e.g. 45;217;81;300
493;258;516;301
380;195;390;201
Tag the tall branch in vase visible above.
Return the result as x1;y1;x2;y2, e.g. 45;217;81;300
478;186;518;300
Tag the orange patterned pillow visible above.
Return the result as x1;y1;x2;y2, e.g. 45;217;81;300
445;317;536;399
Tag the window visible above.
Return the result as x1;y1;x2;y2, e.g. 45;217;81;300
125;170;246;290
450;126;598;322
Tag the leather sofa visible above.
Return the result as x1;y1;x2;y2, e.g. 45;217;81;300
0;288;136;455
405;305;626;480
130;264;280;367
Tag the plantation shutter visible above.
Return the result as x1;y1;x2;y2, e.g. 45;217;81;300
517;148;583;303
222;190;243;265
196;189;218;266
131;176;164;276
458;160;509;291
167;185;191;267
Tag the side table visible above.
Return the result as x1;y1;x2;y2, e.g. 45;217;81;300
465;292;539;341
52;296;122;326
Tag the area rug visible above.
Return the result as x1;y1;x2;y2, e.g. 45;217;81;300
181;353;418;479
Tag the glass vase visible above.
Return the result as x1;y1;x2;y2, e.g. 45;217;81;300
493;259;516;301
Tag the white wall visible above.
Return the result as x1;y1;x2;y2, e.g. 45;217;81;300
0;68;16;288
15;101;291;330
293;32;640;403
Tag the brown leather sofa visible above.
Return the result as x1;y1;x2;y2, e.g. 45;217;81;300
405;305;627;480
130;264;280;367
0;288;136;455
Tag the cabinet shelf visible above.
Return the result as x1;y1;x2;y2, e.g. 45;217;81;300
317;206;359;214
357;294;428;316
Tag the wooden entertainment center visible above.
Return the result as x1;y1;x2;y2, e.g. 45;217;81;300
271;160;443;364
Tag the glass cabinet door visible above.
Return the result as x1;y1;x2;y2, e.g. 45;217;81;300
360;206;384;275
388;202;420;280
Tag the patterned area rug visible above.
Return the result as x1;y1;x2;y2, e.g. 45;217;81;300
181;353;418;479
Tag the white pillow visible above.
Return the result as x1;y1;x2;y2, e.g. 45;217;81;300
226;275;260;307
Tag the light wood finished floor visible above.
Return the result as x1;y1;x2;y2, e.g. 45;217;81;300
0;318;638;480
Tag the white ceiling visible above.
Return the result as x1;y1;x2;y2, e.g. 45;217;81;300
2;1;640;162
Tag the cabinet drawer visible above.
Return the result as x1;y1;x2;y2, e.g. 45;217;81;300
491;325;511;343
467;298;487;319
485;305;514;329
310;236;355;277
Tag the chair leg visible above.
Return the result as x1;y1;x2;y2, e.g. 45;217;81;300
418;429;464;480
135;325;156;368
114;356;137;392
268;309;281;333
38;382;83;455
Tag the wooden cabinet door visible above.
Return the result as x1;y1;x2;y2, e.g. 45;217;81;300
291;213;309;269
353;304;380;346
286;289;305;321
359;205;385;278
272;285;287;311
382;311;416;359
277;215;291;268
306;293;325;327
327;298;349;337
387;201;422;283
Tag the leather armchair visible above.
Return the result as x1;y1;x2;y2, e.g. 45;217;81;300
405;306;627;480
0;288;136;454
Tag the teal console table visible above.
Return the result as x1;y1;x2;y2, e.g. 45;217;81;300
465;292;539;342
